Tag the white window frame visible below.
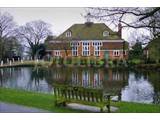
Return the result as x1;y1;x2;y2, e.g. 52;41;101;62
82;41;90;56
94;45;100;56
92;41;103;46
54;50;61;57
113;50;120;56
70;42;80;47
72;45;78;56
92;41;102;56
66;31;72;37
103;31;109;37
71;42;79;56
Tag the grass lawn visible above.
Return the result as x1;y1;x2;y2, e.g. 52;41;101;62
112;101;160;113
0;87;160;113
0;87;87;113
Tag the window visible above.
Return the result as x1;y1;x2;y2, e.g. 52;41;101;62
92;41;102;56
92;41;102;46
82;42;90;56
66;31;72;37
54;50;61;56
72;46;78;56
103;31;109;37
94;46;100;56
113;50;120;56
70;42;79;47
71;42;79;56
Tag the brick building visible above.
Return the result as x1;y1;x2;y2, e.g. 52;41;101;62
46;22;129;60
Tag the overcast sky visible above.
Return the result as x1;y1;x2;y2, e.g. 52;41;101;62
0;7;136;41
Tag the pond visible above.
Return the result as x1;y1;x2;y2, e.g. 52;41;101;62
0;67;160;104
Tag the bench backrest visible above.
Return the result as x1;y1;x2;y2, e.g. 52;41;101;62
53;84;107;103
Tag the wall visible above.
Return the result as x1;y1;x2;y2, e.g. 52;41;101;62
50;41;128;60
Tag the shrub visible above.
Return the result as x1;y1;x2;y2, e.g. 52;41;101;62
86;57;91;65
55;58;60;65
63;57;67;65
90;57;95;66
108;59;113;67
52;58;56;65
113;59;118;66
71;57;77;65
59;58;63;65
77;57;81;65
80;57;88;65
98;60;105;66
118;59;124;66
144;58;156;64
131;59;141;65
66;57;72;64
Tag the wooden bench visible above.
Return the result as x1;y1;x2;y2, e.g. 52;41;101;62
53;84;111;112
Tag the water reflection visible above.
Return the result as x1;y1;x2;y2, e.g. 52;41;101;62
0;67;160;104
122;73;154;103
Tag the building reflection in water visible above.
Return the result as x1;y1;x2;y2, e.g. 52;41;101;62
51;68;129;97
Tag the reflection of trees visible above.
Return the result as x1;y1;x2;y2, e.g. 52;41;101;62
0;68;22;88
0;69;3;87
146;71;160;104
27;67;53;92
132;70;160;104
121;70;155;103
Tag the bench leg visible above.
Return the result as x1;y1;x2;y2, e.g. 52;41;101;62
100;107;103;112
54;100;58;106
62;101;66;106
106;105;110;113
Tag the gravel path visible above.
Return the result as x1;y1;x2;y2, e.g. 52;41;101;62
66;103;119;112
0;102;50;113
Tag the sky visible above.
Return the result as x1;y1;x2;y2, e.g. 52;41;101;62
0;7;136;42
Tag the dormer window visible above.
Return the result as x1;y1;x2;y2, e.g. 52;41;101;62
103;31;109;37
66;31;72;37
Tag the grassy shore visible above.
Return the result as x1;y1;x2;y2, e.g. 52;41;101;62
112;101;160;113
0;87;87;113
0;87;160;113
0;61;52;68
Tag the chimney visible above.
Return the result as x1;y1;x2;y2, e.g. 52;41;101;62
118;22;122;38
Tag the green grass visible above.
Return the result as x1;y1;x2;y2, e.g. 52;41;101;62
0;87;88;113
0;60;52;68
111;101;160;113
0;87;160;113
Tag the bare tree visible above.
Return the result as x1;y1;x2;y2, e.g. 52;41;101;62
88;7;160;39
0;11;17;60
15;20;52;59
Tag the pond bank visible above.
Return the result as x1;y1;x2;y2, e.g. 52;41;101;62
135;63;160;70
0;60;128;69
0;61;52;68
0;88;160;113
0;87;88;113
